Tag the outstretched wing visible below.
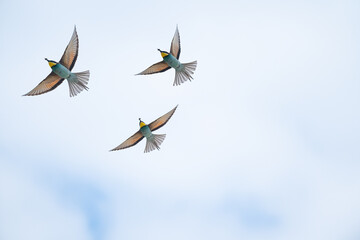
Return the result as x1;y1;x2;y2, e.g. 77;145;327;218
148;105;178;132
170;25;181;59
110;130;144;151
59;26;79;71
136;61;170;75
23;72;64;96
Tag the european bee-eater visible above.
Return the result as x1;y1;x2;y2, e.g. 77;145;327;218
110;105;178;153
24;26;90;97
136;26;197;86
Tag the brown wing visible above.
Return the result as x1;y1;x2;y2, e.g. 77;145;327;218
136;61;170;75
170;25;181;59
148;105;178;132
110;130;144;151
23;72;64;96
59;26;79;71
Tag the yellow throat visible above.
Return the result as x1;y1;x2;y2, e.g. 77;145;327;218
160;51;169;58
45;58;57;68
139;121;146;128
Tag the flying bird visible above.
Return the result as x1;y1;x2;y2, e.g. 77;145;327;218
110;105;178;153
136;26;197;86
24;26;90;97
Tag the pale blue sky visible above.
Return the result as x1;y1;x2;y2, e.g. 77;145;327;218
1;0;360;239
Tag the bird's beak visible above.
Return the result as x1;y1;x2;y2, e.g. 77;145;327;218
45;58;48;61
157;49;161;52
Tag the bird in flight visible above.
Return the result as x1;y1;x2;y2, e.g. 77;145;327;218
24;26;90;97
136;26;197;86
110;105;178;153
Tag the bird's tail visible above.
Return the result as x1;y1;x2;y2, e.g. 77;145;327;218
67;70;90;97
174;60;197;86
144;134;166;153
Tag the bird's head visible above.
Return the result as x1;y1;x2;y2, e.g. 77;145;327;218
158;49;169;58
45;58;57;68
139;118;146;128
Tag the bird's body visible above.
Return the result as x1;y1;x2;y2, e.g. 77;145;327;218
140;123;152;138
24;26;90;97
137;26;197;86
45;58;90;96
139;121;166;152
162;53;182;69
50;62;72;78
110;105;178;153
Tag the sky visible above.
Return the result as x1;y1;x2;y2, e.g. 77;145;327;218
0;0;360;239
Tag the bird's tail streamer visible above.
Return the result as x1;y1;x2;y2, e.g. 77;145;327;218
144;134;166;153
68;70;90;97
174;60;197;86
